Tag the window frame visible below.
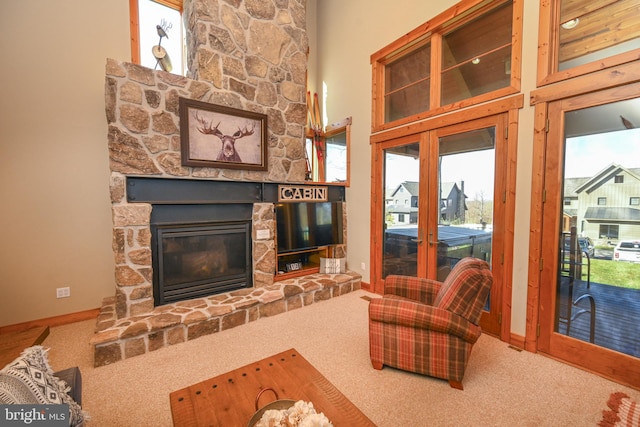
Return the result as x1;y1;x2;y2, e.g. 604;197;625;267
536;0;640;87
370;0;522;132
129;0;183;66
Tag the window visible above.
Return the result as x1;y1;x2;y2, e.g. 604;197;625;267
597;197;607;205
564;200;571;206
615;175;624;183
599;224;619;240
440;2;513;106
384;42;431;123
371;0;521;130
631;197;640;206
537;0;640;86
398;214;405;222
130;0;185;75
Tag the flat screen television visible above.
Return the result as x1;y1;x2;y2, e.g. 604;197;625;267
275;202;343;253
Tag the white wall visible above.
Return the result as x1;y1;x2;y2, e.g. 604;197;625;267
313;0;541;336
0;1;130;326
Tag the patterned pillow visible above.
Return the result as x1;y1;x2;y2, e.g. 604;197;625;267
0;346;85;426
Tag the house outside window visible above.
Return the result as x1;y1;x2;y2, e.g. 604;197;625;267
597;197;606;205
599;224;619;240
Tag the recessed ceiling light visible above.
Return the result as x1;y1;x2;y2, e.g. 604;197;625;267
561;19;579;30
472;57;480;65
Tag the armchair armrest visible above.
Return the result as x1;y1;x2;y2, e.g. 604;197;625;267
384;275;441;305
369;297;481;344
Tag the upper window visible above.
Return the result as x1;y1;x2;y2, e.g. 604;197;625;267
440;2;513;106
130;0;185;75
384;42;431;123
615;175;624;183
537;0;640;86
371;0;521;131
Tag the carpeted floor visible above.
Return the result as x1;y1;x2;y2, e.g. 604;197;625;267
42;289;639;426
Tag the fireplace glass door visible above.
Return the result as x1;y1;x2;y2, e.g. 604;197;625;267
154;222;252;305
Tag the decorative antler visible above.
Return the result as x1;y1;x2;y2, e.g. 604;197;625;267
232;123;255;140
195;112;224;139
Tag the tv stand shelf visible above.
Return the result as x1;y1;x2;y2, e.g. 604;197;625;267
275;247;327;281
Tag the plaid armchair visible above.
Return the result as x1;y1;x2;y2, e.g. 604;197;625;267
368;257;493;390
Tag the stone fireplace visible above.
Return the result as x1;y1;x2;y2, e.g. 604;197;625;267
89;1;361;367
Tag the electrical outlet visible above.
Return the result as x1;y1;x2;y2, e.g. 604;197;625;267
361;262;366;270
56;287;70;298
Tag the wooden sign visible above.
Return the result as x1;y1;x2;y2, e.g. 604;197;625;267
278;185;328;202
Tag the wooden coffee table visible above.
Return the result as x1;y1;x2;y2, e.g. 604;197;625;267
170;348;376;426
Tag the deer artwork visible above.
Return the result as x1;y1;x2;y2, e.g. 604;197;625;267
195;112;256;162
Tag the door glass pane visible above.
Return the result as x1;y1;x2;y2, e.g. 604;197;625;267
557;98;640;358
384;42;431;123
383;143;420;278
558;0;640;71
441;2;512;105
437;128;495;286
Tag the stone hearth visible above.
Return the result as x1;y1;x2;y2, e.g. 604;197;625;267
90;272;361;367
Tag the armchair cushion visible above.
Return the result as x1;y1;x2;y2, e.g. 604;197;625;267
369;296;482;343
383;275;441;305
434;257;493;324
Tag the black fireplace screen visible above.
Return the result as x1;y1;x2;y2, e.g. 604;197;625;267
153;221;252;305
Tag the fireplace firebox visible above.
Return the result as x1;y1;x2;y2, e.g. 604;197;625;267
151;204;253;306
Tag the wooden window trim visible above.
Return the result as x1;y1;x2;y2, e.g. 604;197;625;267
531;60;640;106
536;0;640;87
370;94;524;144
370;0;522;132
129;0;183;65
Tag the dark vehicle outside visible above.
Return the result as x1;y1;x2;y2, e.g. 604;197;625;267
563;235;594;258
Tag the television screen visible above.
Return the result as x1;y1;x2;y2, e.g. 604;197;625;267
276;202;343;253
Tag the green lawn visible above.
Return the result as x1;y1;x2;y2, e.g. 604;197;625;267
582;259;640;289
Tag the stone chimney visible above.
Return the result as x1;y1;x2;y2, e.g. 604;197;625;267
105;0;310;319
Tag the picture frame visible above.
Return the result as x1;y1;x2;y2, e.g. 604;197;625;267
179;98;268;171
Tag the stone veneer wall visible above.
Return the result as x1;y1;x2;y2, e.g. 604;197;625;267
106;0;310;320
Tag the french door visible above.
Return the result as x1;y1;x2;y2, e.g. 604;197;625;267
537;86;640;387
372;114;512;337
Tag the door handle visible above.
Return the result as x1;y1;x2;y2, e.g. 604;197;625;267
411;229;423;244
428;230;440;246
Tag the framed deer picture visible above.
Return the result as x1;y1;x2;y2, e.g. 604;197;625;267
179;98;268;171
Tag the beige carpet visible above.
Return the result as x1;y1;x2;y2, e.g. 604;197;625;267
43;290;638;426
